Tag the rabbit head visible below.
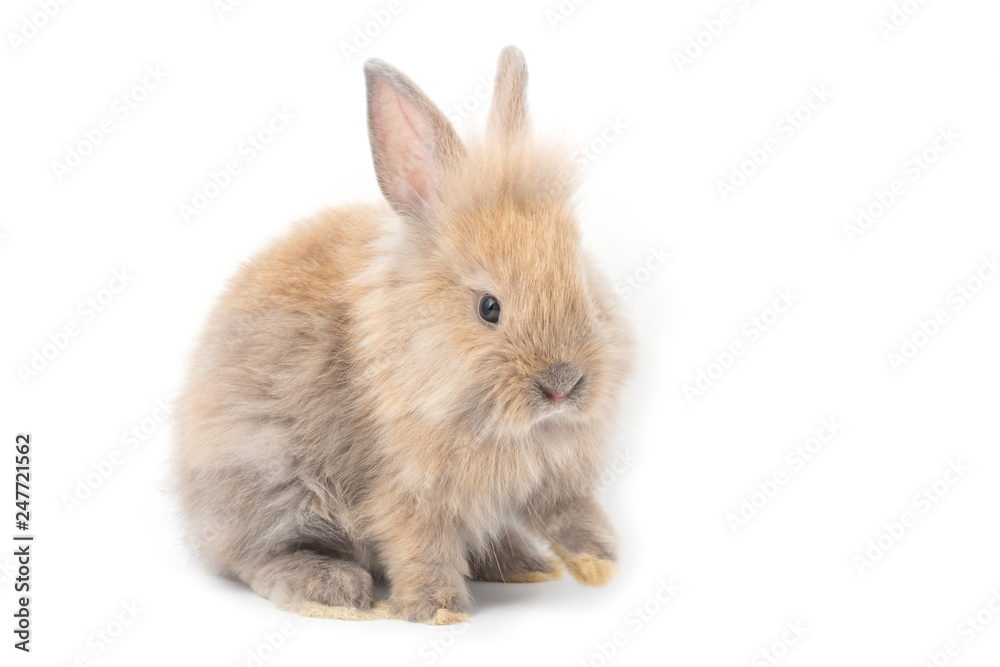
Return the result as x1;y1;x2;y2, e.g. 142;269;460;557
358;46;633;442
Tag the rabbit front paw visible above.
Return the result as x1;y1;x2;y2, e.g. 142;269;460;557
390;584;470;625
551;543;618;587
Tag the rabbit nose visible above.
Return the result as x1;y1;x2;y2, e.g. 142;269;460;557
537;362;585;405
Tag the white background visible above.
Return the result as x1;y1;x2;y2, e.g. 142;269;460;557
2;0;999;665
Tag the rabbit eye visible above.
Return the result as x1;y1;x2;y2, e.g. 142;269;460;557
478;295;501;325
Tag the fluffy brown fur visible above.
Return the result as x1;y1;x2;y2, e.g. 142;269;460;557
173;46;634;624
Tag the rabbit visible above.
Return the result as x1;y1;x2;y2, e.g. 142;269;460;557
172;45;635;625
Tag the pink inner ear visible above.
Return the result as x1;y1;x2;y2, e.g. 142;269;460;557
373;80;434;206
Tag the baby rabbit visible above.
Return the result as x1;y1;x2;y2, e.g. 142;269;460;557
173;46;634;625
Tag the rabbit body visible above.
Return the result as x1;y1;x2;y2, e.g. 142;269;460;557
174;47;634;623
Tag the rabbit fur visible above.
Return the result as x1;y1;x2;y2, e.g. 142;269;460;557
172;46;634;624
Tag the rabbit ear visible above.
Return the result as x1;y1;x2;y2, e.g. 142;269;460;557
487;46;529;137
364;59;463;219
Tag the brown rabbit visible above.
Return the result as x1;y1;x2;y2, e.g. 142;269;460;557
173;46;634;625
